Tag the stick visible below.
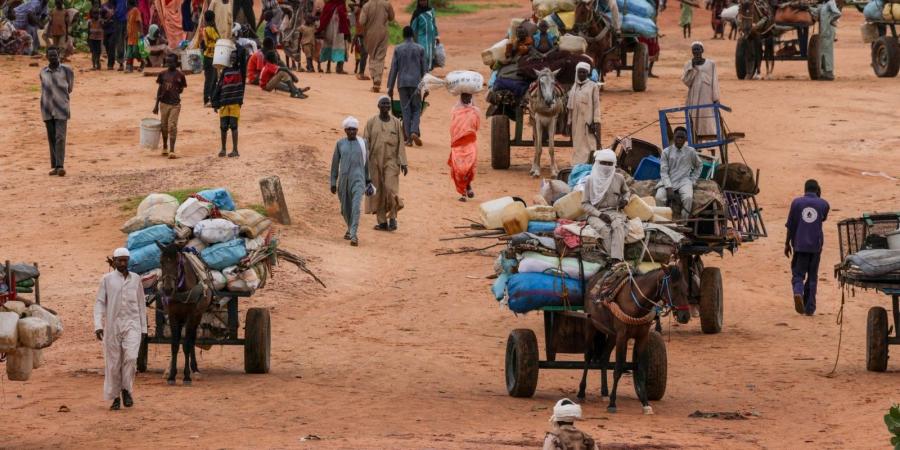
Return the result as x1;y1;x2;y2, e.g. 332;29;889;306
438;230;505;241
275;248;326;288
435;243;503;256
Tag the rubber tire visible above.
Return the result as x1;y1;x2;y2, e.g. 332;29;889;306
699;267;724;334
632;42;649;92
872;37;900;78
244;307;271;374
491;115;511;170
807;33;821;80
505;329;539;397
645;331;667;401
735;37;748;79
867;306;889;372
137;334;148;373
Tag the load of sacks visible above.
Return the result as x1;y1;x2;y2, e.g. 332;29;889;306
121;188;273;295
484;177;686;314
1;300;64;381
864;0;900;22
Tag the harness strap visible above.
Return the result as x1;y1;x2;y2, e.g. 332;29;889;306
603;299;657;325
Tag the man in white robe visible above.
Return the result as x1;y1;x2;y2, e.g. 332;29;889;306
566;61;601;166
681;41;720;139
94;247;147;410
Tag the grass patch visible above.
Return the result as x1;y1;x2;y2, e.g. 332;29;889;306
120;187;212;213
388;21;404;45
404;1;516;17
246;204;270;217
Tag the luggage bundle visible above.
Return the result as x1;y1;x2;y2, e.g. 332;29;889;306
1;301;63;381
617;0;659;37
485;175;687;314
119;188;275;296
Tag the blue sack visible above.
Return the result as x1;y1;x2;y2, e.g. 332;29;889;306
568;163;593;189
617;0;657;18
527;221;558;234
621;14;659;37
197;188;236;211
864;0;883;21
507;273;583;313
201;239;247;270
128;243;162;274
126;224;175;250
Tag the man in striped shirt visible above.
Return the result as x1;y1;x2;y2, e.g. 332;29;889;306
40;46;74;177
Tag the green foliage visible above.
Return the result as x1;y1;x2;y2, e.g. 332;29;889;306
246;204;270;217
387;21;403;45
64;0;93;52
885;404;900;449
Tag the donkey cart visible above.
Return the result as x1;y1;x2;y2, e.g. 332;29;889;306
506;306;668;401
834;212;900;372
735;0;825;79
863;18;900;77
137;290;271;374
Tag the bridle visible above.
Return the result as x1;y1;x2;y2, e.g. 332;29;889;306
158;250;205;307
628;267;690;316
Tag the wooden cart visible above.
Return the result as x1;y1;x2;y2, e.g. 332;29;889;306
0;260;42;306
834;212;900;371
505;306;667;399
866;19;900;77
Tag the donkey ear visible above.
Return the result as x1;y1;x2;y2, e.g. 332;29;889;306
551;68;561;77
533;68;541;77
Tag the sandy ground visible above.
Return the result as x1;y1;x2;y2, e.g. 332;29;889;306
1;0;900;448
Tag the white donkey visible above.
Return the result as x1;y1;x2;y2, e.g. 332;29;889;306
527;67;565;178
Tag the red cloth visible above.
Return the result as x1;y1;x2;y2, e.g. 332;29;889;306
155;0;185;49
247;50;264;83
317;0;350;35
447;104;481;196
258;61;279;88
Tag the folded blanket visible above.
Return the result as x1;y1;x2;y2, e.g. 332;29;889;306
845;250;900;277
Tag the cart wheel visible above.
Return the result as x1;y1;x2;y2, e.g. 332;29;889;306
137;334;148;373
632;42;649;92
491;115;511;170
645;331;667;401
807;33;821;80
872;37;900;78
699;267;724;334
735;37;748;79
505;329;538;397
244;307;271;374
867;306;889;372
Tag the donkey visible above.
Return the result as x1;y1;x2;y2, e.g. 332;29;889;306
157;241;213;385
573;0;615;78
579;265;692;414
527;67;565;178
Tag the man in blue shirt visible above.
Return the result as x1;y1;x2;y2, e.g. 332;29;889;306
785;179;830;316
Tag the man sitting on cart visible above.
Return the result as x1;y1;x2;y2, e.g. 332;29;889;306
530;19;558;58
582;149;631;263
654;126;701;220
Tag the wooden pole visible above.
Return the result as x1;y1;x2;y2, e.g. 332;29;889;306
259;176;292;225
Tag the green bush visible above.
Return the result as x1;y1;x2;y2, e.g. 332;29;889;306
885;404;900;449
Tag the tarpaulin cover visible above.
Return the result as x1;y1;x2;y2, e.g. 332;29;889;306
507;272;583;313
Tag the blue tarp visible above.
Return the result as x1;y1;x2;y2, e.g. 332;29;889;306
527;221;558;234
126;224;175;250
568;163;593;189
507;272;583;313
197;188;236;211
129;244;162;274
201;239;247;270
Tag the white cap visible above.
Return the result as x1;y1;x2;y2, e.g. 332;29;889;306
113;248;130;258
342;116;359;129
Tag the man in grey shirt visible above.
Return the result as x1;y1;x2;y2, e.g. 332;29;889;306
655;127;701;219
387;26;426;147
40;46;74;177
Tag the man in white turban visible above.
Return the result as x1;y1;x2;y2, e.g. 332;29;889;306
365;95;408;231
581;149;631;262
567;61;602;165
331;116;372;246
682;41;720;139
542;398;598;450
93;247;147;410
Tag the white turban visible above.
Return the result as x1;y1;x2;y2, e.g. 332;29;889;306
377;95;391;105
584;148;618;206
550;398;583;423
691;41;704;50
594;148;617;164
342;116;359;129
113;248;130;258
575;61;592;73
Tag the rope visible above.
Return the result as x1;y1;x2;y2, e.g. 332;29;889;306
825;287;846;377
604;300;657;325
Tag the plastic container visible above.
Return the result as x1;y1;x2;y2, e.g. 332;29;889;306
181;49;202;73
213;38;236;68
26;304;62;340
6;347;33;381
559;34;587;54
17;317;53;349
1;300;26;315
501;202;530;235
526;205;557;222
633;156;661;181
32;348;43;369
887;229;900;250
650;206;672;220
140;118;162;149
482;38;509;67
0;311;19;352
553;190;586;220
624;195;654;220
480;197;516;229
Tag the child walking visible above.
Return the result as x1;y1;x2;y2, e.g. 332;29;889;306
87;7;104;70
125;0;144;72
212;50;246;157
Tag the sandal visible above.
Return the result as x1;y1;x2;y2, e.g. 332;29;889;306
373;223;389;231
343;231;351;240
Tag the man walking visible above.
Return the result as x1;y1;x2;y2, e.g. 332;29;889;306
814;0;841;80
40;46;73;177
358;0;393;92
566;61;601;165
387;26;425;147
330;116;372;247
655;127;701;220
153;53;187;158
785;179;829;316
365;96;407;231
94;248;147;410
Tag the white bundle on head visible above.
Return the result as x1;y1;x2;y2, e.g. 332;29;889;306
342;116;359;129
419;71;485;96
550;398;583;423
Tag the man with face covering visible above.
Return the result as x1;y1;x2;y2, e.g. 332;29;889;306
365;96;408;231
581;149;631;262
567;61;601;166
93;248;148;410
655;126;701;219
331;116;373;246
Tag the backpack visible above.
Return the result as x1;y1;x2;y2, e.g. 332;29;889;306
547;427;596;450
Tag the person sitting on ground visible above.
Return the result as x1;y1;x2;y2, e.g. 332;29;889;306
259;49;308;98
247;35;275;85
530;19;557;57
582;149;631;263
145;24;169;67
0;8;35;55
654;126;701;220
212;49;246;157
542;399;599;450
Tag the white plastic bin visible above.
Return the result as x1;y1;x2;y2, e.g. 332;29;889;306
140;118;162;149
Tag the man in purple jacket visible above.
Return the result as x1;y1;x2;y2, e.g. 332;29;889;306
785;179;830;316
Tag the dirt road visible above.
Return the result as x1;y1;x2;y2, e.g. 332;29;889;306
1;1;899;448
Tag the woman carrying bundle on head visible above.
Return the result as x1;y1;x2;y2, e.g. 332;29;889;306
448;92;480;202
